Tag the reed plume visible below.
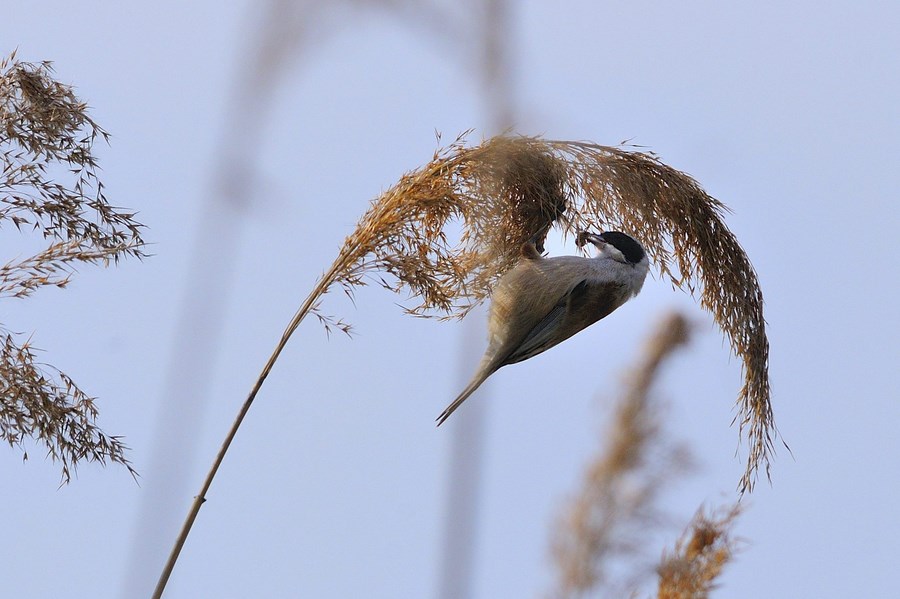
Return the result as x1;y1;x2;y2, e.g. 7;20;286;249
656;505;742;599
549;311;692;598
156;131;774;595
1;52;144;481
338;133;774;491
548;140;773;493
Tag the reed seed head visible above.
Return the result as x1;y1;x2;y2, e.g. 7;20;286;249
549;312;693;598
328;132;774;491
2;53;143;482
657;505;742;599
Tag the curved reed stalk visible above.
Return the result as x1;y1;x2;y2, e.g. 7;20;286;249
155;132;775;595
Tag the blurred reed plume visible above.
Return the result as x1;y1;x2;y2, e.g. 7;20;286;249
1;53;144;481
157;131;773;595
656;505;742;599
549;311;692;598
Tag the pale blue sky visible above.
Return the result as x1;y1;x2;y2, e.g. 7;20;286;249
2;2;898;598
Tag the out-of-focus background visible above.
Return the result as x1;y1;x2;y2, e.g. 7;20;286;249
2;2;898;597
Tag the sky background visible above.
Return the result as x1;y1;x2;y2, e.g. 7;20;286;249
2;1;899;598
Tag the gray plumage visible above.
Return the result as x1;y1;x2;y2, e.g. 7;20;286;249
436;231;649;425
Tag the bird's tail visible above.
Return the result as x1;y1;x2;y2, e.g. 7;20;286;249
435;365;495;426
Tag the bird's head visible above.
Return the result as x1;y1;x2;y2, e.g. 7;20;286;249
577;230;647;266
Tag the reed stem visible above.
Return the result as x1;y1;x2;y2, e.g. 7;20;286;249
151;249;353;598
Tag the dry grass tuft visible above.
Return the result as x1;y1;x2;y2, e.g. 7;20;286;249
0;334;136;482
549;312;692;598
657;505;742;599
548;140;773;492
330;133;773;490
328;133;571;318
1;52;144;481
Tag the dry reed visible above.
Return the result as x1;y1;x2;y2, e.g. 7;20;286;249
656;505;742;599
1;52;144;481
156;131;774;595
549;311;692;598
338;133;775;492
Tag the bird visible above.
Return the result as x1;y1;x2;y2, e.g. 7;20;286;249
436;230;649;425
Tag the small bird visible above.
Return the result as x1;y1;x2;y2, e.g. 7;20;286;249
436;231;649;425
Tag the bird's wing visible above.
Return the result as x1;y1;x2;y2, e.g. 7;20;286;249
503;279;623;365
502;280;585;364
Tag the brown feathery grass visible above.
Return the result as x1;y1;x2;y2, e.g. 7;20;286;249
1;52;145;482
155;131;773;595
338;135;773;496
337;133;774;492
657;505;742;599
548;140;773;494
549;312;692;598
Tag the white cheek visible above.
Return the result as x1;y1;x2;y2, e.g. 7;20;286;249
604;246;627;263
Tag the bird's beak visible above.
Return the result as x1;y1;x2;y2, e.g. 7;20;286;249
576;231;606;249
